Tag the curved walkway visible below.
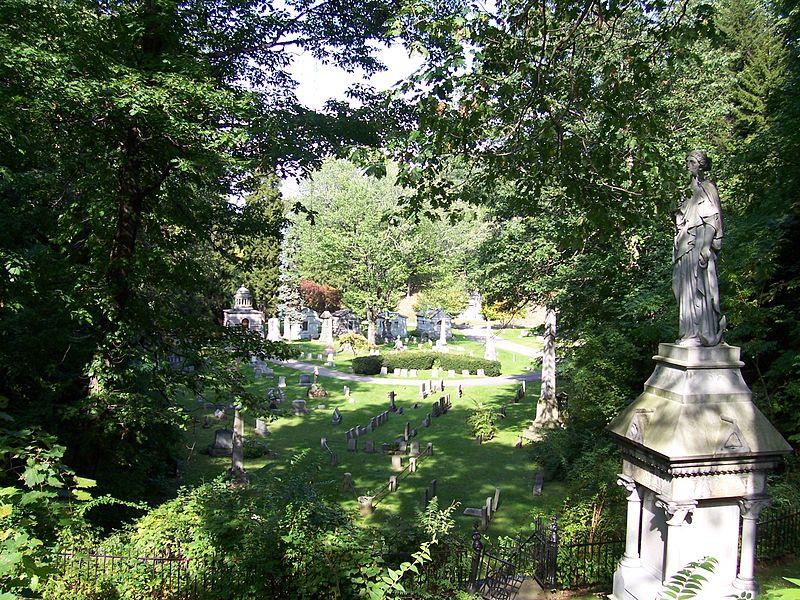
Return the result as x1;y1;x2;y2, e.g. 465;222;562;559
278;359;540;387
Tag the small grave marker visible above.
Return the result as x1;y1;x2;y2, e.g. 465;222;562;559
391;454;403;472
533;472;544;496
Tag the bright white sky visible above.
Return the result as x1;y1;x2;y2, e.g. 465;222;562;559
281;44;423;197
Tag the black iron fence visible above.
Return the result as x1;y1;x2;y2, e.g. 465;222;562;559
757;505;800;561
51;548;279;599
48;506;800;599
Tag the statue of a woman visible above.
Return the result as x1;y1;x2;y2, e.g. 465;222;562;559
672;150;726;346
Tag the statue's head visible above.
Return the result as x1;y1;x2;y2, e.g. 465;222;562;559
686;150;711;174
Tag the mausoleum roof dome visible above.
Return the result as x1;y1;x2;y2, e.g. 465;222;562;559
234;285;253;308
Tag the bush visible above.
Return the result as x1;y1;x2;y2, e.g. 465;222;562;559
466;405;497;440
436;354;501;376
382;351;436;370
352;355;383;375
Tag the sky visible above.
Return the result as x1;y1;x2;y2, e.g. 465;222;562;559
280;44;423;197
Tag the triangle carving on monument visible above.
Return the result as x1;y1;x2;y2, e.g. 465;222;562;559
717;416;751;454
626;409;653;444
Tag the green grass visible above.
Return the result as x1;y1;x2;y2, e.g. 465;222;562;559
494;327;546;351
177;362;558;540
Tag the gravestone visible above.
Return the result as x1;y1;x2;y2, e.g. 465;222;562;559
391;454;403;472
380;367;388;375
343;472;355;493
431;403;441;418
403;422;410;442
461;369;470;377
400;368;409;377
393;368;401;375
492;487;501;512
388;391;397;412
332;407;342;425
419;383;427;400
347;438;357;452
214;408;225;420
429;479;437;498
410;441;420;457
476;434;483;445
533;472;544;496
398;440;408;453
208;429;233;456
425;442;433;455
365;440;375;453
291;399;308;416
277;376;286;388
370;416;377;430
389;475;398;492
409;456;417;473
330;452;338;466
396;407;404;415
447;370;456;378
320;436;328;449
477;369;485;377
381;442;390;454
410;369;417;377
255;419;269;436
423;414;431;427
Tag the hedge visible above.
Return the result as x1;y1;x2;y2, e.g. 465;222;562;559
352;352;502;376
436;354;502;376
352;355;383;375
382;351;436;370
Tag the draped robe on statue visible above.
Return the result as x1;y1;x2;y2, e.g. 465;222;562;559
672;178;725;346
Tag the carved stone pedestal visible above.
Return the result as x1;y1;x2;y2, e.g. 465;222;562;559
607;344;790;600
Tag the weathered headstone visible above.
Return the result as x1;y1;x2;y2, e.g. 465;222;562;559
321;436;328;449
364;440;375;453
388;391;396;412
391;454;403;472
398;440;408;453
347;438;357;452
330;452;338;466
409;456;417;473
208;429;233;456
380;366;388;376
389;475;398;492
291;399;308;415
477;368;485;377
277;376;286;388
426;442;433;456
410;441;420;457
332;407;342;425
423;414;431;427
343;472;355;493
393;368;401;375
255;419;269;436
400;368;409;377
533;472;544;496
403;421;410;442
214;408;225;420
492;487;501;512
461;369;470;377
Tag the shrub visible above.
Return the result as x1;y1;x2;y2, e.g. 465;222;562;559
299;279;342;313
436;354;501;376
382;351;436;370
466;404;497;440
352;355;383;375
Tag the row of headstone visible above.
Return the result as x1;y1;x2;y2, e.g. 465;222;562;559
391;368;419;378
430;394;452;419
253;365;274;378
343;410;391;445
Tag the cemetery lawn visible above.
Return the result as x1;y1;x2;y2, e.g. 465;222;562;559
493;328;546;351
178;362;563;541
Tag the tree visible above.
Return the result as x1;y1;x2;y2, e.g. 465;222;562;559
299;279;343;313
0;0;408;506
294;158;419;327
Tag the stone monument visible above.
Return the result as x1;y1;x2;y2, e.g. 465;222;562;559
526;307;561;439
319;310;334;353
483;322;496;361
607;151;791;600
266;316;282;342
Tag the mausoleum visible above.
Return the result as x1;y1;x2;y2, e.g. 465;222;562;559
223;285;264;335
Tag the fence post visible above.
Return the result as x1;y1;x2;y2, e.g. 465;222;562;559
546;515;559;587
467;525;483;594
